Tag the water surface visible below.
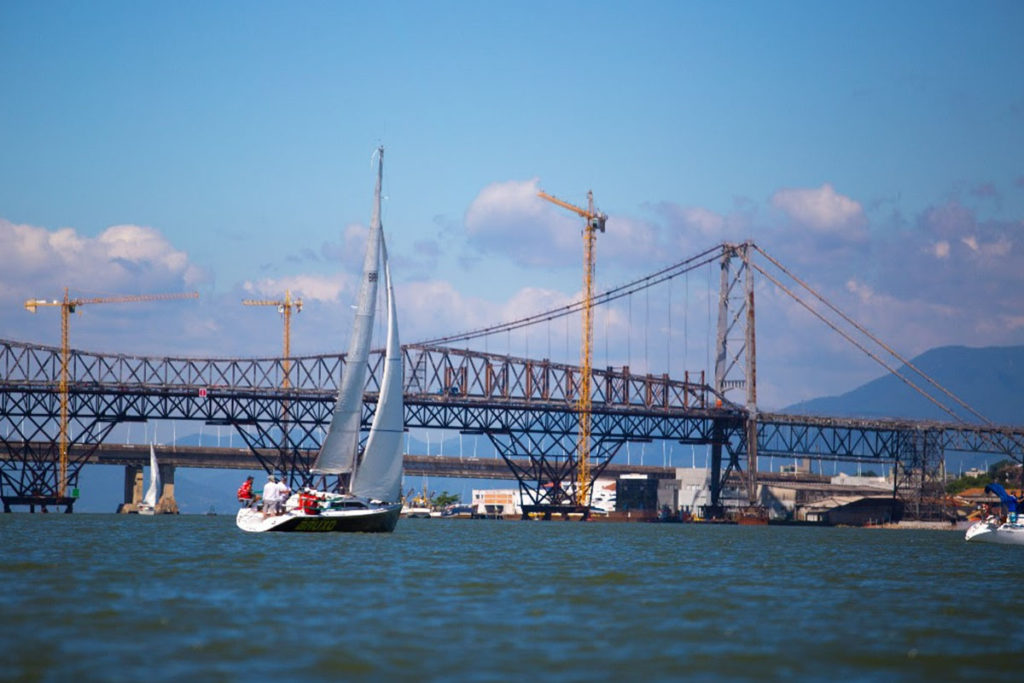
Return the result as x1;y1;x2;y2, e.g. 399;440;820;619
1;515;1019;681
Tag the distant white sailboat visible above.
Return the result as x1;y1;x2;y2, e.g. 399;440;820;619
138;444;160;515
237;147;403;533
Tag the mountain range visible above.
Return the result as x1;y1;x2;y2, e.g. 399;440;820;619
783;345;1024;426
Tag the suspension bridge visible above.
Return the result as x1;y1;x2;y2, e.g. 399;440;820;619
2;242;1022;515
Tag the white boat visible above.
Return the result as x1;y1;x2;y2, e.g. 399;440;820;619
965;483;1024;545
237;147;403;534
137;444;160;515
401;505;432;519
965;516;1024;545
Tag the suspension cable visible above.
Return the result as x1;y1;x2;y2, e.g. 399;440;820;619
749;262;962;422
413;246;720;347
754;244;995;428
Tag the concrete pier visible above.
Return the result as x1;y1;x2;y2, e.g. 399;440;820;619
117;463;178;514
156;463;178;514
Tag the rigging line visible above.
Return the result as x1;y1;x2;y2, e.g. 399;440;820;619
413;247;722;346
425;253;720;347
415;252;720;347
627;292;632;367
667;273;672;377
684;269;688;371
644;284;649;373
752;262;970;426
706;261;711;376
754;265;1024;460
754;244;996;430
603;298;608;369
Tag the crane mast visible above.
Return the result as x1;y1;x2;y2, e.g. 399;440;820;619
24;288;199;498
537;189;607;508
242;289;303;389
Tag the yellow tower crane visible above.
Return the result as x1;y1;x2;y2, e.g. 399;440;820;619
24;288;200;498
242;289;303;389
537;189;607;508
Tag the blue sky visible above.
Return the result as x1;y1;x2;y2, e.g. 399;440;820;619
2;0;1023;411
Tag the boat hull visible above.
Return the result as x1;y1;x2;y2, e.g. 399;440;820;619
236;503;401;533
965;518;1024;545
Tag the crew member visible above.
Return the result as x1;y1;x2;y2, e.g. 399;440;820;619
236;475;258;508
262;474;281;517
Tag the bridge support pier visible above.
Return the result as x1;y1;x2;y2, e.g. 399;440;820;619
708;428;724;519
117;463;178;513
157;464;178;514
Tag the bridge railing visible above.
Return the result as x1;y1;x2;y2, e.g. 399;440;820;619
0;339;715;413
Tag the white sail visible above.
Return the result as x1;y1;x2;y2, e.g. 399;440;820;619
312;148;385;474
142;444;160;508
350;236;404;503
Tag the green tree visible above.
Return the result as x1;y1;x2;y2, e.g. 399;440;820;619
945;472;990;495
431;491;461;508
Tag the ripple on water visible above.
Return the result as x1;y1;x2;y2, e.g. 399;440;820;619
2;515;1022;681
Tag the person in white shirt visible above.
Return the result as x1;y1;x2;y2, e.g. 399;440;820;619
262;474;280;517
273;477;291;513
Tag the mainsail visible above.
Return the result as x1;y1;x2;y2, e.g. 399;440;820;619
142;444;160;508
312;148;385;475
350;235;404;502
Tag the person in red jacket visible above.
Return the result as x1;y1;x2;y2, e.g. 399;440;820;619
237;475;258;508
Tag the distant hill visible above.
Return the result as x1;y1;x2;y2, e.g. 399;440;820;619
784;345;1024;426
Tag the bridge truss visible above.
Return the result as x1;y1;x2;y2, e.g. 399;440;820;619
2;337;1022;515
0;339;721;511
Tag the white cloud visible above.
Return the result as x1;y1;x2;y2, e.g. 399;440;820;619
677;206;726;236
0;218;206;297
651;201;755;259
597;215;662;269
242;273;349;303
0;217;213;356
771;183;865;233
845;278;874;303
932;240;950;259
464;178;581;267
393;277;575;345
502;286;576;322
960;234;1011;258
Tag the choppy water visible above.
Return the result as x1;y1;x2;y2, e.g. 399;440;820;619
1;515;1020;682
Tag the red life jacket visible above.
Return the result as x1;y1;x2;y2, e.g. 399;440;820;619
237;480;253;499
299;491;319;515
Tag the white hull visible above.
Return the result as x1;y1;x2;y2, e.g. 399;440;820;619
965;517;1024;545
236;495;401;533
137;506;156;516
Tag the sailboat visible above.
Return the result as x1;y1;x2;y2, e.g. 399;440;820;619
236;147;404;533
138;444;160;515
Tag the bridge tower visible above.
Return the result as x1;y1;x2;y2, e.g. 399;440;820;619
709;242;759;514
893;429;948;521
